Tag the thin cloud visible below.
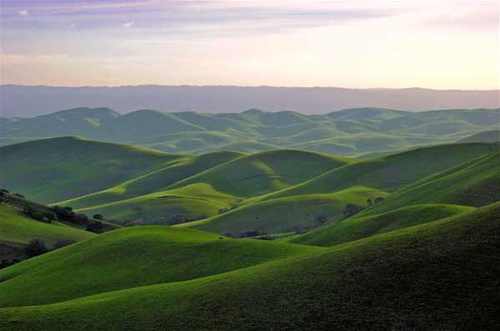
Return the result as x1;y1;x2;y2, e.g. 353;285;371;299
122;21;134;28
18;10;29;17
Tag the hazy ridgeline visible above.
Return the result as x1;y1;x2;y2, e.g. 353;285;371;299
1;107;499;158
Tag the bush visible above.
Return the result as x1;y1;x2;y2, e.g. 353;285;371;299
26;239;48;256
293;225;310;234
86;221;105;234
239;230;266;238
23;206;55;223
343;203;362;217
53;239;76;249
93;214;104;220
314;214;328;227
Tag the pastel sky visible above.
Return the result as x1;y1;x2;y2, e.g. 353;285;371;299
1;0;498;89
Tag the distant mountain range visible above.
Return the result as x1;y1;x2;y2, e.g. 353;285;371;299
1;85;499;117
1;107;498;157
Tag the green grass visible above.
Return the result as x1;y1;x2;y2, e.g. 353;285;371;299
1;201;498;330
258;142;498;201
457;130;500;143
74;183;240;222
361;151;500;216
0;226;320;307
168;149;356;197
184;186;387;235
0;203;96;248
3;107;498;157
56;151;244;210
0;202;96;262
0;137;184;203
291;203;474;247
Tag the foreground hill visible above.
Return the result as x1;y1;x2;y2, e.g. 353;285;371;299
1;201;498;330
2;107;499;157
0;226;320;307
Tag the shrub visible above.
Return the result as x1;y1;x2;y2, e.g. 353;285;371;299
343;203;362;217
53;239;76;249
86;221;105;233
26;239;48;256
314;214;328;227
93;214;104;220
374;196;385;203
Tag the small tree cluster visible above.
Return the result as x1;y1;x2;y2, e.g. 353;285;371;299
1;259;20;269
238;230;266;238
23;206;57;223
53;239;76;249
51;206;107;233
26;239;48;257
343;203;362;217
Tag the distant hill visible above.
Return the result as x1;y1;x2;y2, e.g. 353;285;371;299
1;107;499;157
1;85;499;117
457;130;500;143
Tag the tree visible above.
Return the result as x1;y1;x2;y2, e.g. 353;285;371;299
314;214;328;227
343;203;362;217
93;214;104;220
374;196;385;203
26;239;48;256
53;239;76;249
86;221;105;233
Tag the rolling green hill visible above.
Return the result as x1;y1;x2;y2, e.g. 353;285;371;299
2;107;499;157
185;186;387;235
291;204;474;247
1;201;498;330
0;137;183;203
360;150;500;216
0;226;320;307
56;151;245;210
0;194;101;262
457;130;500;143
258;142;498;201
167;149;355;197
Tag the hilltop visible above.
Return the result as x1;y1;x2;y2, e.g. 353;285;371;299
1;107;499;157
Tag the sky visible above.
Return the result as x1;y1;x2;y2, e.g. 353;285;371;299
0;0;499;89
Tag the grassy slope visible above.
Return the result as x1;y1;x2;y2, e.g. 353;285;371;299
184;186;387;234
0;203;96;249
0;137;183;203
362;150;500;216
168;149;356;197
75;183;240;222
292;204;474;247
2;108;499;157
57;151;245;210
0;226;320;307
457;130;500;143
1;202;498;330
258;142;498;201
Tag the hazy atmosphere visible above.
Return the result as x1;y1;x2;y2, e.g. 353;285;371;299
1;0;499;89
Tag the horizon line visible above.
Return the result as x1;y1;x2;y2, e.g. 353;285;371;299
1;84;499;92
